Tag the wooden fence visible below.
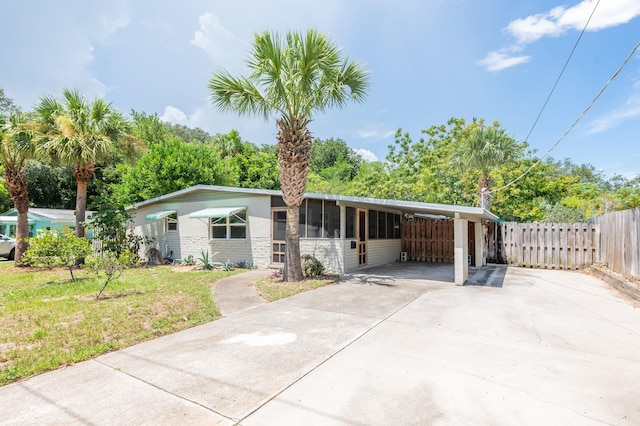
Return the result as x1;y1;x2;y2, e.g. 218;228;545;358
401;219;454;263
487;222;597;270
596;207;640;279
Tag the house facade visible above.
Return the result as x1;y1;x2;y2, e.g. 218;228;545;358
0;208;93;238
128;185;498;284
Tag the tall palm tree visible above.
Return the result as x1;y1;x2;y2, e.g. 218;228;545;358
451;125;523;210
35;88;136;238
209;30;369;281
0;112;38;263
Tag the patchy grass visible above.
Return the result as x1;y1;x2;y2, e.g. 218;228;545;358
0;264;241;385
255;275;339;302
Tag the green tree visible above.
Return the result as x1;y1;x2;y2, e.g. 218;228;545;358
35;88;140;237
0;112;39;262
209;29;369;281
450;124;524;210
0;87;20;115
114;136;237;205
25;161;77;209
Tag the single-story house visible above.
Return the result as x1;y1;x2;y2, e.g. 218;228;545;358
0;208;94;238
127;185;498;284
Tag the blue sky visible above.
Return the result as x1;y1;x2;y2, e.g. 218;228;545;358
1;0;639;178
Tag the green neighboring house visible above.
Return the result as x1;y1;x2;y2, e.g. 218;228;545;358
0;208;94;238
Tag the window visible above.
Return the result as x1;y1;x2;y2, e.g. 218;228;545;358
211;210;247;239
299;200;307;238
307;199;323;238
386;213;394;240
368;210;378;239
323;201;340;238
394;214;401;239
346;207;355;238
378;211;387;239
166;212;178;232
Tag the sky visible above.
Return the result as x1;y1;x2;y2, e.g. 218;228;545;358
1;0;639;178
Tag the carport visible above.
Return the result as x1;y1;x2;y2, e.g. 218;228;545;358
331;195;498;285
397;202;498;285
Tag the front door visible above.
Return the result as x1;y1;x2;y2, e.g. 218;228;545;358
358;209;367;266
272;209;286;264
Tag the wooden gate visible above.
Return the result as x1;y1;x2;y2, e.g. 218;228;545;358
401;219;454;263
487;222;597;269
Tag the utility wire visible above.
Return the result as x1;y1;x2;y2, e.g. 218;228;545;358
522;0;601;144
489;39;640;195
484;0;600;199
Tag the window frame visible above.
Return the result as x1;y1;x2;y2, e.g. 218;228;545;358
165;212;178;233
210;210;247;240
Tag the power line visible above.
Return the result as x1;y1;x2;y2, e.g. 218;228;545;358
522;0;601;144
489;40;640;196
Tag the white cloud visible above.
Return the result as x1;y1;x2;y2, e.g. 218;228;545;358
507;0;640;44
356;123;395;141
356;148;379;162
190;12;247;68
586;84;640;134
481;0;640;72
160;105;190;126
477;50;531;72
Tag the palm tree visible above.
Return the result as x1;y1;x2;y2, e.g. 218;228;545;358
451;126;523;210
35;88;136;238
0;112;38;263
209;30;369;281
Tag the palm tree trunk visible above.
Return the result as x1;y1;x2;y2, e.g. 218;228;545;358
479;173;493;210
4;165;29;264
277;117;312;282
74;165;95;238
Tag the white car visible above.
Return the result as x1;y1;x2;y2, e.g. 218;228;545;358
0;234;16;260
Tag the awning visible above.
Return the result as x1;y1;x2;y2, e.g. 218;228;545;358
145;210;177;220
188;207;246;219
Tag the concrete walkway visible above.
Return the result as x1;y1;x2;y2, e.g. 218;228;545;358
1;264;639;425
212;269;270;316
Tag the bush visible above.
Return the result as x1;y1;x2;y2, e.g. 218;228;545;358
22;230;92;281
301;255;325;278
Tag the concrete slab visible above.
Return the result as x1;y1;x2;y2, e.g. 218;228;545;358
1;263;640;425
212;269;270;316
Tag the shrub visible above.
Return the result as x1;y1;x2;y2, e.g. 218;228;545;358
22;230;92;281
301;255;325;278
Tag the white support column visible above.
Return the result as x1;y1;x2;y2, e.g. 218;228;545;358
474;220;484;267
454;216;469;285
339;204;346;240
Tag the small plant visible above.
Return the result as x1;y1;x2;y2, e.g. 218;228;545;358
236;260;247;269
87;250;135;299
223;260;234;271
22;230;92;281
183;255;196;266
197;250;221;270
301;254;325;278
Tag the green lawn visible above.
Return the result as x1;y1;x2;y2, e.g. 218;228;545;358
0;263;241;385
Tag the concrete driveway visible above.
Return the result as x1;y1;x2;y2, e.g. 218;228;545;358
1;263;639;425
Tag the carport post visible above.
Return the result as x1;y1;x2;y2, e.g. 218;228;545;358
454;215;468;285
474;220;484;267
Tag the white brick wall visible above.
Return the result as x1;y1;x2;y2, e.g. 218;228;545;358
299;238;344;274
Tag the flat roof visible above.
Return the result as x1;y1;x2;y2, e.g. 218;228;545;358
126;184;498;222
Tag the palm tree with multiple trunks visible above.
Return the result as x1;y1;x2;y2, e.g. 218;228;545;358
0;112;39;263
209;29;370;281
35;88;138;238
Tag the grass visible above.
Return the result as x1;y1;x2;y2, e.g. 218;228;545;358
0;263;241;385
255;275;338;302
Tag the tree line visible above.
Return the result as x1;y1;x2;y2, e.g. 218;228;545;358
2;30;639;277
